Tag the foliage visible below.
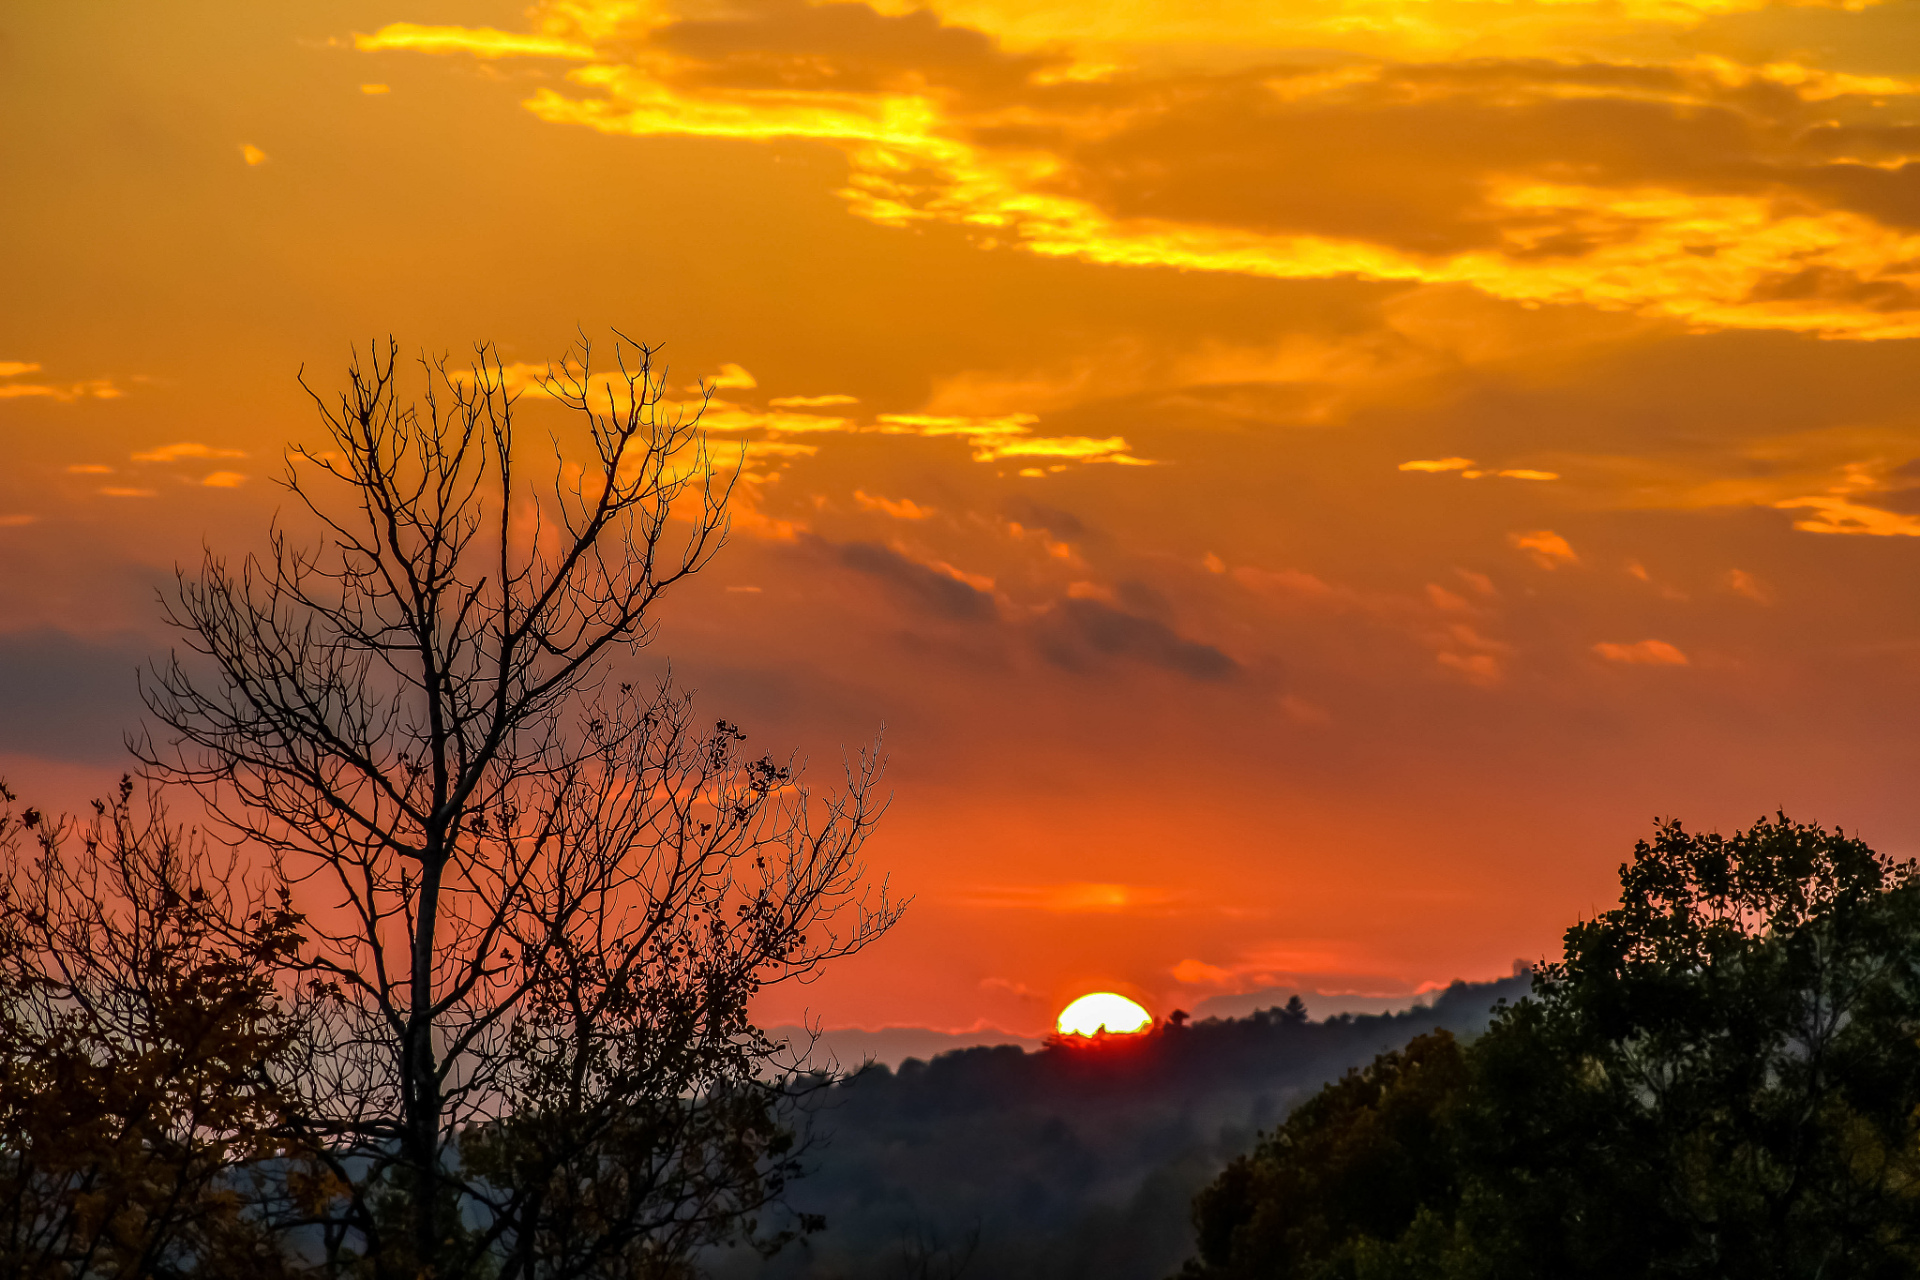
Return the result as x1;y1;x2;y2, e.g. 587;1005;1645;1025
0;779;305;1280
1175;814;1920;1280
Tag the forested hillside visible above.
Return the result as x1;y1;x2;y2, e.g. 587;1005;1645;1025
711;975;1530;1280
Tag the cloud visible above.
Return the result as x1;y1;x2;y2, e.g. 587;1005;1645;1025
1402;457;1559;480
706;362;757;390
1726;569;1773;603
240;144;267;166
360;83;391;94
1171;958;1235;984
199;471;247;488
1772;495;1920;537
0;360;121;402
1509;529;1577;568
769;393;859;407
352;23;596;60
854;490;935;519
370;6;1920;340
0;629;148;762
959;882;1180;913
1040;597;1237;681
838;540;997;621
1593;639;1690;665
131;442;246;463
873;413;1150;466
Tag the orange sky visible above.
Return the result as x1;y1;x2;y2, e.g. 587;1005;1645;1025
5;0;1920;1037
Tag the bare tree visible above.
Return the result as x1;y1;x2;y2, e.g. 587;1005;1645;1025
136;336;898;1279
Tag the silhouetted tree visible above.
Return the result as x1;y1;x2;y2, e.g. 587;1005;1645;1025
136;336;900;1279
1177;814;1920;1280
0;779;304;1280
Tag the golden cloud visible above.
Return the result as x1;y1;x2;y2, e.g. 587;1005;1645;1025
1772;495;1920;537
1593;638;1690;665
367;4;1920;340
0;361;122;402
1726;568;1773;602
769;393;860;407
855;489;936;518
352;23;597;60
1509;529;1577;568
960;882;1179;912
131;442;247;463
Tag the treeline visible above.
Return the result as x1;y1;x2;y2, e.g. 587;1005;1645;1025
709;973;1531;1280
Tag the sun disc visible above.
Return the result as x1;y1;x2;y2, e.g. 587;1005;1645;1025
1056;992;1152;1037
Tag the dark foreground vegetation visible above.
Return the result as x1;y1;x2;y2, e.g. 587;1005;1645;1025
1180;816;1920;1280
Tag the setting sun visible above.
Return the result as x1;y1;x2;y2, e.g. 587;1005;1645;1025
1057;992;1153;1038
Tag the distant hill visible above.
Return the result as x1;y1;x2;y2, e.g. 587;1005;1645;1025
711;973;1533;1280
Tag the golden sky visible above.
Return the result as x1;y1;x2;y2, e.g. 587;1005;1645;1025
5;0;1920;1034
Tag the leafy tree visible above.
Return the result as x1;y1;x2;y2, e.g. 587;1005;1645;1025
134;336;900;1279
1176;814;1920;1280
0;779;305;1280
1182;1031;1470;1280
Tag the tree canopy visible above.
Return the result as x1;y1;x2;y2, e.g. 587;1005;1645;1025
1179;815;1920;1280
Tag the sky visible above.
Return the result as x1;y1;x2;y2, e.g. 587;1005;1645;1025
5;0;1920;1038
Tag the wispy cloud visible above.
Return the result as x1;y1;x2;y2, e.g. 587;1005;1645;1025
131;442;246;463
1593;639;1690;666
959;882;1183;913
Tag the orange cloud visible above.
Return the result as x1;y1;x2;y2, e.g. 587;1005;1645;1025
1593;639;1690;665
1402;457;1559;481
769;393;860;407
239;144;267;166
1171;958;1235;985
1509;529;1577;568
352;23;596;60
1772;496;1920;537
131;442;246;463
961;882;1179;913
0;361;121;402
855;489;935;519
1726;569;1773;603
706;362;757;390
